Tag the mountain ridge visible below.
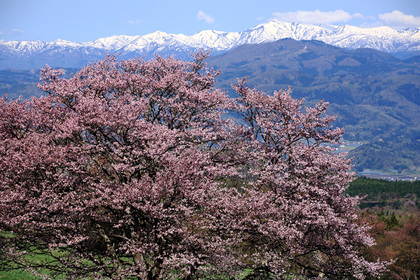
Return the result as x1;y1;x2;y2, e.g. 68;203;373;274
1;19;419;70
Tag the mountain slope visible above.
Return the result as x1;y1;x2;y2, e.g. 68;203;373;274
0;20;419;70
205;39;420;175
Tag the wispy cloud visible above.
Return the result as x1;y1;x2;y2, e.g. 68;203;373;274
127;20;141;24
273;10;356;24
379;10;420;28
197;10;214;24
122;19;142;24
11;28;25;34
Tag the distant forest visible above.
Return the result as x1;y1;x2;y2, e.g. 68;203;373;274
348;177;420;209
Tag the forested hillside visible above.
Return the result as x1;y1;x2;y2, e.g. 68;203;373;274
207;39;420;175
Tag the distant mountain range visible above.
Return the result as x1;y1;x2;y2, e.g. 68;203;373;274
1;20;420;70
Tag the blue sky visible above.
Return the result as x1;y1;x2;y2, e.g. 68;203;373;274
1;0;419;42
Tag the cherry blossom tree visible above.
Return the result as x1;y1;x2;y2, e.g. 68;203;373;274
0;54;387;279
230;79;388;279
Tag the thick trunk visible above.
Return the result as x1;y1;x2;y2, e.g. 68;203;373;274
147;260;162;280
96;224;123;279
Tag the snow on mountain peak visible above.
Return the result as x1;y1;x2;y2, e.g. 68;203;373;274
0;20;419;68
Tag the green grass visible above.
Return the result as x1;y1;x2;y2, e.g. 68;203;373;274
0;269;41;280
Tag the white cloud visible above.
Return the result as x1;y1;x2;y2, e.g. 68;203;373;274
379;10;420;28
273;10;354;24
352;13;364;19
197;10;214;24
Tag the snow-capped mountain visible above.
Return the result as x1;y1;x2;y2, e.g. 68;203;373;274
1;20;419;69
